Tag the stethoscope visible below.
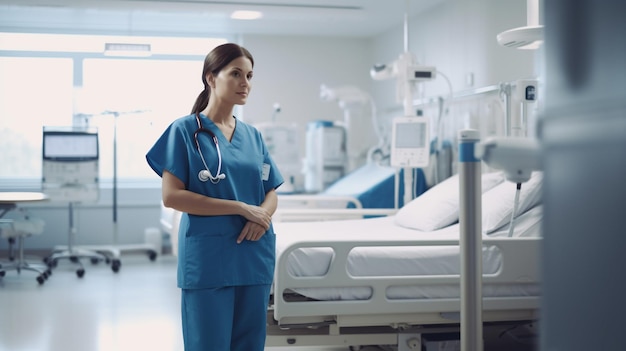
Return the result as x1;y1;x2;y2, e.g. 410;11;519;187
194;114;226;184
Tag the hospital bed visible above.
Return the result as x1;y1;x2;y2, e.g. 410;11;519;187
274;162;425;222
266;171;543;349
267;211;541;348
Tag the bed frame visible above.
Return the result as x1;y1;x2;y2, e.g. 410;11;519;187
274;195;398;222
266;236;541;350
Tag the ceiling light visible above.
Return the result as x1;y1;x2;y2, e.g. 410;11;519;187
231;10;263;20
104;43;152;57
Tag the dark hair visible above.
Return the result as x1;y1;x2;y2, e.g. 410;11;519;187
191;43;255;116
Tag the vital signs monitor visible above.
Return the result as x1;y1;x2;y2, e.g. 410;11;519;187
390;116;430;168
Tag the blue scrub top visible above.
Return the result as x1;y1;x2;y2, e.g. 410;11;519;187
146;114;283;289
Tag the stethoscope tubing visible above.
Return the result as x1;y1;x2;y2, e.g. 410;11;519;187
194;114;225;184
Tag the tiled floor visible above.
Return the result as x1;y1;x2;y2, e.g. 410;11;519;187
0;253;537;351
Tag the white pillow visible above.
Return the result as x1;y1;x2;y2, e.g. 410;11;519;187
488;205;543;238
395;171;505;231
482;171;543;233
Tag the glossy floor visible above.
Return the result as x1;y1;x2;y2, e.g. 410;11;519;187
0;254;354;351
0;253;537;351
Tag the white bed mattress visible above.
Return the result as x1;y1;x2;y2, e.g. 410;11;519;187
273;205;542;301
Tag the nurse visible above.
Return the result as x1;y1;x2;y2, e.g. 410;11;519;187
146;43;283;351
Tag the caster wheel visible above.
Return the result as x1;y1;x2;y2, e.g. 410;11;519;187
76;268;85;278
148;251;157;261
0;271;5;277
105;257;111;264
46;269;52;277
70;256;79;263
37;275;45;285
90;257;100;265
47;259;58;268
111;259;121;273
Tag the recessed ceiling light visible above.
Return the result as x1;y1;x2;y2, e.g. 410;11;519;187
231;10;263;20
104;43;151;57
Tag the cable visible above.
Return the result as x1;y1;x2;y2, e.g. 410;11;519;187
413;168;418;199
507;183;522;237
433;97;445;184
498;323;538;346
432;70;454;185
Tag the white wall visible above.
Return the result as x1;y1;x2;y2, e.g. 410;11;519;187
240;35;372;126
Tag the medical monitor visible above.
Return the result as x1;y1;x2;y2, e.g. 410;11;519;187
43;130;99;161
390;116;430;168
42;128;100;202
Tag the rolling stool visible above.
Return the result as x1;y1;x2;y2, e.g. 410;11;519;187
0;213;51;284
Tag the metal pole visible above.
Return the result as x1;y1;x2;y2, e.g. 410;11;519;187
458;129;483;351
113;112;119;246
501;83;512;137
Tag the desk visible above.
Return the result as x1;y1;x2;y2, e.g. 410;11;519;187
0;192;49;284
0;192;49;217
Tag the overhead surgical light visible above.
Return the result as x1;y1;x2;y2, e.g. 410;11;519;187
497;0;543;50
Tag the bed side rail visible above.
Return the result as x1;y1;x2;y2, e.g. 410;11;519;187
277;194;364;208
273;237;541;321
273;208;398;222
274;194;398;221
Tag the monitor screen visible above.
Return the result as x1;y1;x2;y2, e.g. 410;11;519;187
395;122;426;149
43;132;99;160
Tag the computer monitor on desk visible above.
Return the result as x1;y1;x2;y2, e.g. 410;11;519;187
42;129;99;202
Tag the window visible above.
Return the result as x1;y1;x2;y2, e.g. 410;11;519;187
82;58;202;181
0;57;73;180
0;32;228;188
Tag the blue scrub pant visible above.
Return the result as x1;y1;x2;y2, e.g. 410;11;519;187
181;284;271;351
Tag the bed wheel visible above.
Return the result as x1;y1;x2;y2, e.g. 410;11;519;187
111;259;121;273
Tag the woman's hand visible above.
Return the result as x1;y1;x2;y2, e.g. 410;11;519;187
240;203;271;230
237;221;267;244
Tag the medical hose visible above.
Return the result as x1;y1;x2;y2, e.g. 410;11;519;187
432;71;453;185
507;183;522;237
433;96;445;185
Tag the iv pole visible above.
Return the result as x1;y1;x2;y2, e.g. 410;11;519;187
106;110;159;262
374;1;434;209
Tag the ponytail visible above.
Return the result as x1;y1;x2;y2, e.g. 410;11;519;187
191;85;210;116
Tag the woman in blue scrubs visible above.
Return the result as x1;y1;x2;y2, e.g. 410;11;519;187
146;43;283;351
